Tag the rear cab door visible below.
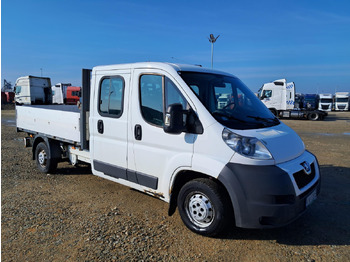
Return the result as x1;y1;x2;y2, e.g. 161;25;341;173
90;68;131;181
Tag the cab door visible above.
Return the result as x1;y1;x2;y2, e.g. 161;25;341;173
128;69;196;192
90;70;130;180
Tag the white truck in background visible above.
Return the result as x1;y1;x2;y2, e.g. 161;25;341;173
14;76;52;105
52;83;72;104
16;63;320;236
217;94;231;109
259;79;327;120
334;92;350;111
318;93;333;112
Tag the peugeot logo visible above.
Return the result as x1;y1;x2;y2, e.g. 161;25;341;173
301;161;312;175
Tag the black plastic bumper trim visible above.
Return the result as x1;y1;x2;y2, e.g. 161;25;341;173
218;162;321;229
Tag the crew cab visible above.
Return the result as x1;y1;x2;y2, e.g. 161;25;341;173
16;62;321;236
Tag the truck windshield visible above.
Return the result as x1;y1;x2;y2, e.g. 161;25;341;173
179;72;279;130
320;98;332;103
15;86;21;95
336;98;349;103
304;98;316;102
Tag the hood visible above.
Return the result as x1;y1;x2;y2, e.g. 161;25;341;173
233;122;305;164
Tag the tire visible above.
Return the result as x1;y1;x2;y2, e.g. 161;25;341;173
177;178;231;237
307;112;319;121
35;142;58;173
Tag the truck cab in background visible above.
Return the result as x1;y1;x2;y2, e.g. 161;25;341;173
66;86;81;105
259;79;326;120
303;94;319;110
334;92;350;111
14;76;52;105
259;79;295;116
51;83;71;104
318;93;333;112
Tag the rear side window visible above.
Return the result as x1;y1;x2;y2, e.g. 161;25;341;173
99;76;124;117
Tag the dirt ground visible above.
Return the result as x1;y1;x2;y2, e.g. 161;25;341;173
2;106;350;261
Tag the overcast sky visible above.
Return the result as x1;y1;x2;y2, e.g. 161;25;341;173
2;0;350;94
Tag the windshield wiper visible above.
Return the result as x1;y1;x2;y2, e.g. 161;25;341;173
247;115;279;124
212;111;249;123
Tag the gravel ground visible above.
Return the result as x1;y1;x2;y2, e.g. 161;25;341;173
2;106;350;261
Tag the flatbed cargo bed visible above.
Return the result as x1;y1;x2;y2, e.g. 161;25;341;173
16;104;81;144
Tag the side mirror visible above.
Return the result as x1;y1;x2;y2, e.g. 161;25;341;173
163;103;184;134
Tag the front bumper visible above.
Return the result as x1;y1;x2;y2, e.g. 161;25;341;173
218;151;321;228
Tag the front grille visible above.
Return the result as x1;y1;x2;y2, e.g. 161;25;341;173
293;163;316;189
338;105;346;110
321;105;329;110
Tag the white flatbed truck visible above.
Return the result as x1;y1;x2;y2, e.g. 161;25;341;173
17;63;321;236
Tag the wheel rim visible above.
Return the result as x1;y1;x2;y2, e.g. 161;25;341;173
38;150;47;167
185;192;214;228
310;113;318;120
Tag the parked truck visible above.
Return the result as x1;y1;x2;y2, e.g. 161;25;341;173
16;63;320;236
258;79;327;120
14;76;52;105
318;93;333;112
66;86;81;105
303;94;319;110
334;92;350;111
51;83;71;104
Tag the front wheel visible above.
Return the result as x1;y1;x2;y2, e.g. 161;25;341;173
177;178;231;237
35;142;57;173
307;112;319;121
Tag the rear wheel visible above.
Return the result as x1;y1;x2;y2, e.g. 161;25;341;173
35;142;57;173
307;112;319;121
177;178;231;236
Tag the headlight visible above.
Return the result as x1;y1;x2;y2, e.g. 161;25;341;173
222;128;273;160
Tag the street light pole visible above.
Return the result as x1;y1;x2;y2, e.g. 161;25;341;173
208;34;220;68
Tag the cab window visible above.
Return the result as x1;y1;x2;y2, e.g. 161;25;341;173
262;90;272;99
140;74;189;127
99;76;124;117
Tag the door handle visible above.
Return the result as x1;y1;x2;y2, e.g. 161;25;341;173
134;124;142;140
97;120;104;134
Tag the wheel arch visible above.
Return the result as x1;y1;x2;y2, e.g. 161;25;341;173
168;170;234;219
32;135;61;161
